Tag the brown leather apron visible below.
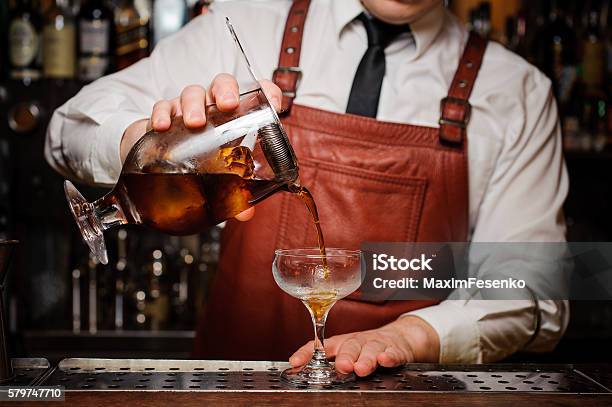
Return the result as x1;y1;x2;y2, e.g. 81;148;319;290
194;0;487;360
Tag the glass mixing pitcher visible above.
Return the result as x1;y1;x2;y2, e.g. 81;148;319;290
64;20;299;265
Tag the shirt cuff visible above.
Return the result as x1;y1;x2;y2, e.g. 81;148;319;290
403;301;482;363
91;111;148;185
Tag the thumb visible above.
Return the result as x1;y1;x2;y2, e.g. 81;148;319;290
234;206;255;222
289;341;314;367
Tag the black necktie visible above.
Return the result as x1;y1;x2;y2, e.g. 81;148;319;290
346;13;410;118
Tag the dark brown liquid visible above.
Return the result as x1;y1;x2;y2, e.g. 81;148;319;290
290;184;328;274
114;173;277;234
113;144;328;272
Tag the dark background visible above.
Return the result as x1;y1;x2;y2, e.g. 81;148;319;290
0;0;611;364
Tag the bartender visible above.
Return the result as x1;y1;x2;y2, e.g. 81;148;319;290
46;0;568;376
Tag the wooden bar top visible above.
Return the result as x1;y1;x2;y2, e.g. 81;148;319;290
61;390;612;407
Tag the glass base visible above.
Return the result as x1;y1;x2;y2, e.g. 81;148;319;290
281;364;355;386
64;180;108;265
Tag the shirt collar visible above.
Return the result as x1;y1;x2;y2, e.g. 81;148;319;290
331;0;446;59
331;0;363;38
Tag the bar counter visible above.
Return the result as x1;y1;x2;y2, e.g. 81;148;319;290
6;358;612;406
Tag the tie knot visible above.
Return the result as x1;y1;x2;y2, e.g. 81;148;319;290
357;12;410;48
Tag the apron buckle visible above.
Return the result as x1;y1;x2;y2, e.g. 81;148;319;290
439;96;472;144
273;66;303;98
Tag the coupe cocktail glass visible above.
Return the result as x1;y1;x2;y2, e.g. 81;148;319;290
272;248;363;385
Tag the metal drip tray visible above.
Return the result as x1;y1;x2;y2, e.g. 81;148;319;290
40;359;610;393
575;365;612;392
3;358;50;386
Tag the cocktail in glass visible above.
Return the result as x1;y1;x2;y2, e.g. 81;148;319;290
272;248;363;385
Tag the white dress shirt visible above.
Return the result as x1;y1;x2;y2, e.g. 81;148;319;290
45;0;569;363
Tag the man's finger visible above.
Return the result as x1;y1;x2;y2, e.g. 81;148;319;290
210;73;240;112
171;98;182;117
321;334;352;358
180;85;207;128
334;338;362;374
377;345;409;368
234;207;255;222
259;79;283;112
151;100;173;131
289;341;314;367
354;340;386;377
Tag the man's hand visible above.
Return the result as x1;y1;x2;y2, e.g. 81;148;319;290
120;73;283;222
289;316;440;377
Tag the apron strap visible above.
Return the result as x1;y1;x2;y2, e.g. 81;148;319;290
273;0;311;114
438;32;488;144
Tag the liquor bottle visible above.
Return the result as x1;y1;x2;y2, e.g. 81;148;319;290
114;229;128;330
606;2;612;137
477;2;491;39
8;0;43;81
152;0;187;46
533;0;578;114
582;3;605;93
88;253;99;334
0;0;9;80
605;0;612;92
507;4;532;59
43;0;76;79
592;97;607;151
114;0;151;70
468;2;491;39
0;129;9;240
72;268;82;333
78;0;113;81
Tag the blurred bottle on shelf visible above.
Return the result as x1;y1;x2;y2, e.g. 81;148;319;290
114;0;151;70
579;2;608;151
1;0;9;81
593;98;608;151
114;228;128;330
43;0;77;79
78;0;113;81
505;4;536;61
0;123;9;241
474;0;610;152
87;253;99;334
8;0;43;82
71;268;82;333
152;0;187;47
469;2;491;38
582;2;606;94
533;0;579;115
605;1;612;140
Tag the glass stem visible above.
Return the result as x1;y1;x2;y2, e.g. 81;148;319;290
92;193;130;231
308;313;330;368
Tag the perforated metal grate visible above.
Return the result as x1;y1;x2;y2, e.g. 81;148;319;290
38;359;610;393
575;365;612;392
2;358;50;386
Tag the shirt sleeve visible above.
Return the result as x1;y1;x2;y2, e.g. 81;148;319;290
44;11;232;186
405;72;570;363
